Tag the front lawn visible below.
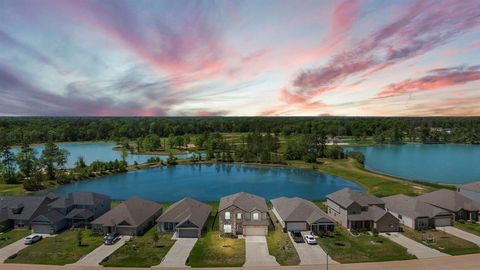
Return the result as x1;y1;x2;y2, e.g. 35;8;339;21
266;211;299;265
403;227;480;255
188;213;245;267
455;221;480;237
317;227;416;263
0;229;31;248
102;228;175;267
6;229;103;265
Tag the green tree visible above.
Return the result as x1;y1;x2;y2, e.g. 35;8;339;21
40;142;69;180
16;143;38;178
152;230;159;247
77;230;83;246
167;152;177;165
0;142;17;183
75;156;86;169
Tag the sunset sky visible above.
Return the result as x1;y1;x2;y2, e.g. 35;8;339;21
1;0;479;116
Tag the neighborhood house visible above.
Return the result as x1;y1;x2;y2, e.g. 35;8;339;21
457;181;480;203
417;189;480;221
0;194;57;231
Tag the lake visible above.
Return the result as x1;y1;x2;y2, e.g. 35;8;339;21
48;163;363;201
343;144;480;184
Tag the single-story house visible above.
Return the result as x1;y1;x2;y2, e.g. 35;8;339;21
382;194;454;230
157;197;212;238
91;197;163;236
271;197;335;234
418;189;480;221
457;181;480;203
0;194;57;231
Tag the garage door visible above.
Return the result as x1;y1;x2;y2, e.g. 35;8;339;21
286;222;307;231
435;217;452;227
244;226;266;236
177;228;199;238
33;225;52;234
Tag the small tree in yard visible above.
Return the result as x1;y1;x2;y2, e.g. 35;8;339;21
152;230;159;247
77;230;83;246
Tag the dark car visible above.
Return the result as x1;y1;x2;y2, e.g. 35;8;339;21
290;231;304;243
104;233;120;245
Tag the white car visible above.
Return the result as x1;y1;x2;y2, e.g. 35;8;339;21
304;234;317;245
24;234;42;245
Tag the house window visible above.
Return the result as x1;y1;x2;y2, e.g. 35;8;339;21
225;212;231;220
223;224;232;233
252;213;259;220
236;213;242;219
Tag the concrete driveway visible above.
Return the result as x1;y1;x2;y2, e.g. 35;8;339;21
244;236;279;267
157;238;198;267
380;232;449;259
288;232;337;265
439;226;480;246
69;236;131;266
0;234;56;262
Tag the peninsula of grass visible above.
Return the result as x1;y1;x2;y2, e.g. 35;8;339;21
317;227;416;263
266;211;300;266
0;229;31;249
101;228;175;268
403;227;480;255
0;184;27;196
454;221;480;237
6;230;103;265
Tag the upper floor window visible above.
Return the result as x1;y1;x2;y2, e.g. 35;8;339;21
252;212;259;220
236;213;242;219
225;211;231;220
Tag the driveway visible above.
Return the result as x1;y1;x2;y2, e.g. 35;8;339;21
288;232;337;265
69;236;131;266
0;234;56;262
380;232;449;259
244;236;279;267
157;238;198;267
439;226;480;246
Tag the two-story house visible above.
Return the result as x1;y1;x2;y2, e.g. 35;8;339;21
326;188;399;232
218;192;269;236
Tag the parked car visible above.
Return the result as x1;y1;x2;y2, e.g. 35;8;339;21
24;234;42;245
104;233;120;245
304;234;317;244
291;231;304;243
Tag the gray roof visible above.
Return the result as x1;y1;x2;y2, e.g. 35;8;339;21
418;189;480;212
348;205;389;222
33;209;65;224
156;197;211;228
382;194;451;219
326;188;384;208
460;181;480;193
92;197;162;227
65;208;94;219
49;192;110;209
271;197;334;224
0;195;52;221
219;192;267;212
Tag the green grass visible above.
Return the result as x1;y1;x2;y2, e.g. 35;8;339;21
266;211;300;266
0;229;31;248
403;227;480;255
188;212;245;267
455;221;480;236
6;230;103;265
0;184;26;196
101;228;175;268
317;227;416;263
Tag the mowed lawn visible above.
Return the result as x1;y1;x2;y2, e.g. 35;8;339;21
101;228;175;267
6;230;103;265
403;227;480;255
0;229;31;249
454;221;480;237
266;211;299;266
318;227;416;263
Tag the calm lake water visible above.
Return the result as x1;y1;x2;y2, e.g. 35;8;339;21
49;164;363;201
343;144;480;184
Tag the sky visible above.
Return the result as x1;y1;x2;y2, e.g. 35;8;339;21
0;0;479;117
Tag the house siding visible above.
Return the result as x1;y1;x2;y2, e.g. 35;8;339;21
219;206;268;236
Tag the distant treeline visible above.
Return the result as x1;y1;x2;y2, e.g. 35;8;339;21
0;117;479;144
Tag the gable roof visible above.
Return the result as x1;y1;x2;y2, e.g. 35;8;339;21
91;197;162;227
326;188;383;208
32;209;65;224
417;189;480;212
459;181;480;193
49;192;110;209
219;192;267;212
271;197;334;224
382;194;451;219
348;205;391;222
156;197;211;228
65;208;94;219
0;195;53;221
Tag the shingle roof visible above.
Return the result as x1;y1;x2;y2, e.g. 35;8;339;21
417;189;480;212
65;208;94;219
33;209;65;224
460;181;480;193
348;205;389;222
382;194;451;219
0;195;51;221
219;192;267;212
271;197;334;224
156;197;211;228
92;197;162;227
326;188;383;208
49;192;110;209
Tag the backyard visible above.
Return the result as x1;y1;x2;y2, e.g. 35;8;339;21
266;211;300;265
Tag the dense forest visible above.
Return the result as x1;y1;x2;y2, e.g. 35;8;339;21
1;117;479;144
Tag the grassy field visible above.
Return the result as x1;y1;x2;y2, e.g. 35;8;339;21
6;230;103;265
454;221;480;237
0;229;31;248
101;228;175;267
403;227;480;255
0;184;26;196
317;227;416;263
266;211;300;266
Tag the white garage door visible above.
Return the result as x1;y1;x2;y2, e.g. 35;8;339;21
244;226;266;236
33;225;53;234
286;222;307;231
435;217;452;227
